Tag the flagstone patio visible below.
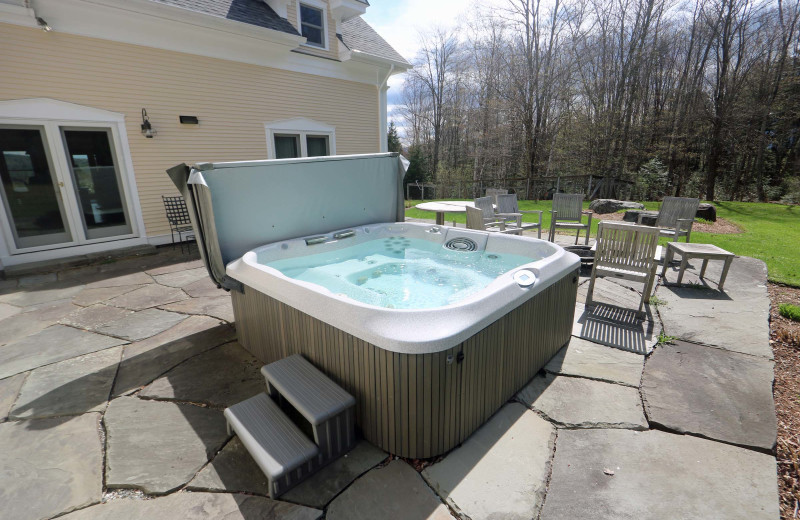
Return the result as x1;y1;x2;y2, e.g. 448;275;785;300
0;244;780;519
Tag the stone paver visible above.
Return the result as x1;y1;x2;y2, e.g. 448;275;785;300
60;304;133;330
140;342;263;407
0;325;126;380
71;285;144;307
182;277;224;298
153;267;208;288
187;437;270;496
60;491;322;520
642;340;777;451
517;374;647;430
327;460;453;520
107;284;187;311
283;441;388;508
95;308;187;341
160;295;234;322
104;396;229;494
572;302;658;354
0;301;21;321
9;347;122;419
113;316;235;395
540;429;779;520
145;259;204;276
656;256;771;358
0;372;26;420
0;413;103;520
18;272;58;287
0;281;84;307
0;298;79;346
422;403;554;520
80;271;154;289
545;337;644;387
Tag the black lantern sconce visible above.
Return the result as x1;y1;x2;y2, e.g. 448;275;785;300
141;109;156;138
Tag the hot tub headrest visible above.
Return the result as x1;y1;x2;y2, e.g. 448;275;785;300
167;153;408;289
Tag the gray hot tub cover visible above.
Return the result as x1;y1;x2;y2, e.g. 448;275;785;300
167;153;409;290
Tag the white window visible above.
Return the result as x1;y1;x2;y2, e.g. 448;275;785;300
265;118;336;159
298;1;327;49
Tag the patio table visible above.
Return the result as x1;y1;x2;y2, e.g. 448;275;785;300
414;201;475;226
661;242;735;291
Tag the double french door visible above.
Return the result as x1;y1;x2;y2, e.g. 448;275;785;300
0;123;134;253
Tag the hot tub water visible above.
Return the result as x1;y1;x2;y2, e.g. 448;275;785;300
260;237;539;309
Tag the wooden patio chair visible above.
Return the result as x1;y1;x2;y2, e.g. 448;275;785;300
485;188;508;205
639;196;699;242
496;193;542;239
466;206;522;234
586;221;661;313
549;193;592;244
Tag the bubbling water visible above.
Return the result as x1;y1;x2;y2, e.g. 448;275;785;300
262;237;539;309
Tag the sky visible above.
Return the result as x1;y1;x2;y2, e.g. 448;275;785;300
362;0;509;129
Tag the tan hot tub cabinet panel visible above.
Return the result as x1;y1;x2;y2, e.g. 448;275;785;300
232;271;578;459
167;153;409;291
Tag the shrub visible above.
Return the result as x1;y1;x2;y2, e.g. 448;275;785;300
779;303;800;322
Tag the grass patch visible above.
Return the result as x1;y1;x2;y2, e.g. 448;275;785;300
648;295;667;307
657;332;677;345
779;303;800;322
405;199;800;286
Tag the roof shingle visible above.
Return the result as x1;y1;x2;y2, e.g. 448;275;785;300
341;17;410;66
148;0;300;36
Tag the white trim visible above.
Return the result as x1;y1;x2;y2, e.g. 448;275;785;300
0;2;37;27
329;0;368;22
0;98;145;263
379;86;389;153
0;98;126;122
264;118;336;159
0;0;408;85
296;0;329;51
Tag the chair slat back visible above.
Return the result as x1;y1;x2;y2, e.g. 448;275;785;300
594;222;659;275
473;196;496;218
162;195;191;226
656;197;699;229
552;193;583;221
496;193;519;214
485;188;508;204
466;206;487;230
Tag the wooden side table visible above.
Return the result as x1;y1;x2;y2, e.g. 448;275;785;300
661;242;735;291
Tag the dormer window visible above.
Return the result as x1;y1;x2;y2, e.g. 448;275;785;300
299;3;325;48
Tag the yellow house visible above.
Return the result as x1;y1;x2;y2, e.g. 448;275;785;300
0;0;408;270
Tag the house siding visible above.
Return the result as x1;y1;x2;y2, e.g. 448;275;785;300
0;22;379;238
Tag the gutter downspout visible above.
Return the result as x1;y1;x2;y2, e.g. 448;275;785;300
377;65;394;153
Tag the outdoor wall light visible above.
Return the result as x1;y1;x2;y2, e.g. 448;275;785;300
141;109;156;138
36;17;52;32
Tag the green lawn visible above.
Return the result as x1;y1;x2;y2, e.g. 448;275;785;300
405;199;800;287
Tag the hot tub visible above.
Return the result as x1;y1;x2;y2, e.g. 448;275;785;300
167;154;579;458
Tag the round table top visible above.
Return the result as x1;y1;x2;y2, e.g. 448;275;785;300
414;201;475;213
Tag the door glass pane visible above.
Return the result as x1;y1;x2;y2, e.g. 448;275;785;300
306;136;329;157
61;129;131;240
275;135;300;159
0;127;72;248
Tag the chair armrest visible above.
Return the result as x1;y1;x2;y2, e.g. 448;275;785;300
581;210;593;215
520;210;543;215
496;212;523;217
676;218;694;230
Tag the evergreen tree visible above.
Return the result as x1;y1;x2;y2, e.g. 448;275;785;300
387;122;402;153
